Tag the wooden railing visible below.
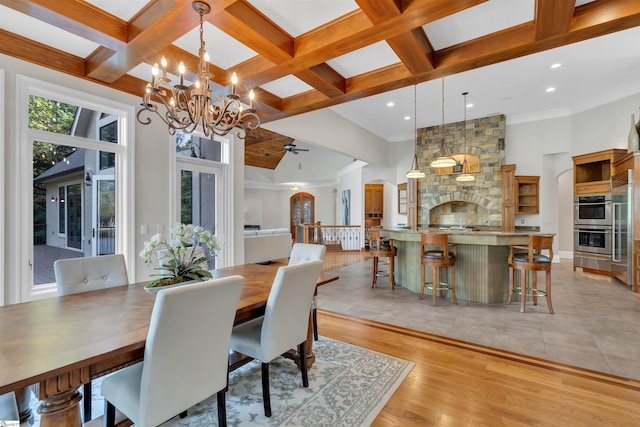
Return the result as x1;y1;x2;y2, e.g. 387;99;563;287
295;223;362;251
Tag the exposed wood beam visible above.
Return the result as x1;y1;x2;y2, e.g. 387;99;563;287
0;0;127;50
294;64;346;98
236;0;485;89
535;0;575;40
257;1;640;124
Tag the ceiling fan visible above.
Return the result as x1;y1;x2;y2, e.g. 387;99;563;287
282;143;309;155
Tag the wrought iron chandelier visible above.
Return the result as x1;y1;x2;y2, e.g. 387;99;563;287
136;1;260;138
431;78;456;168
456;91;475;182
406;85;426;179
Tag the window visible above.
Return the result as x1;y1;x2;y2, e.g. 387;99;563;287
173;131;231;268
17;75;134;301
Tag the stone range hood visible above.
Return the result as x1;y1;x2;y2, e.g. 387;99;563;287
415;114;506;228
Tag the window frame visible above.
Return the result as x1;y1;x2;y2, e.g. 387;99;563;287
15;75;135;301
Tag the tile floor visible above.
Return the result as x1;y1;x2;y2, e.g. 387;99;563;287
317;258;640;380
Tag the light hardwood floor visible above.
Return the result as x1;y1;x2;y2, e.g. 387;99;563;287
319;310;640;426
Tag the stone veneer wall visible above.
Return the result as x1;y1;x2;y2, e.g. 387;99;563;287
415;114;506;227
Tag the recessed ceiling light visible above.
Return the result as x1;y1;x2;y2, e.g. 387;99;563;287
546;87;556;93
466;103;473;108
550;63;562;69
387;101;394;107
404;116;410;120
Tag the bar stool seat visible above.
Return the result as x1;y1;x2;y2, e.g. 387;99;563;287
420;233;457;306
508;234;555;314
369;229;395;289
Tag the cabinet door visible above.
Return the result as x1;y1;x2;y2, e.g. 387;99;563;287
372;188;383;214
364;188;373;214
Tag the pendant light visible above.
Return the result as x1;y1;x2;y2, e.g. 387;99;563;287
431;78;456;168
456;91;475;182
406;85;426;179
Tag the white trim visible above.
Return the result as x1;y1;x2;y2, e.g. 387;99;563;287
0;69;4;306
15;75;135;301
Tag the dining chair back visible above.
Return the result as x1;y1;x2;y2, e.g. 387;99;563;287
53;254;129;422
230;260;324;417
54;254;129;296
288;243;326;340
101;276;244;427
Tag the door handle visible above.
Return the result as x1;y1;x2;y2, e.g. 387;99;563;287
92;228;95;238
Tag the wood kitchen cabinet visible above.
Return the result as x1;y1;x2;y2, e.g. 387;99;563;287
365;184;384;217
572;149;627;195
515;175;539;214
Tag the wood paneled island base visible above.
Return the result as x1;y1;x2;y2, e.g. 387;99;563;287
381;228;531;303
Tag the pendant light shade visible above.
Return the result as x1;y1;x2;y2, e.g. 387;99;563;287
431;78;456;168
456;91;475;182
406;85;425;179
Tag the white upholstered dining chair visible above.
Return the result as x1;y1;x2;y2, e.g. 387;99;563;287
230;260;324;417
53;254;129;422
288;243;326;341
101;276;244;427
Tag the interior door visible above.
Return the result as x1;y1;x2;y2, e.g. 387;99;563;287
290;192;314;242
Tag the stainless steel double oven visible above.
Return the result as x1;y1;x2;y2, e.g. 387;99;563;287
574;194;612;271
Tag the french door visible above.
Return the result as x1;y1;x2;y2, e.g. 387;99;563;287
175;157;228;268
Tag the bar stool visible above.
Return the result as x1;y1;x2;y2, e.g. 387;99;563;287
420;233;457;306
508;234;555;314
370;228;395;289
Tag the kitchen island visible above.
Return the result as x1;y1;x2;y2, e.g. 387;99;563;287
380;228;531;303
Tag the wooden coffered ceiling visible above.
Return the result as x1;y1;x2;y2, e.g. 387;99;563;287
1;0;639;169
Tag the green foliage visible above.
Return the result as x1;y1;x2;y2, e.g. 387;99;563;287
29;96;78;178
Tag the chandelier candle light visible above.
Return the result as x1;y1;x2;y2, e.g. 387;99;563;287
137;1;260;138
431;78;456;168
406;85;426;179
456;91;475;182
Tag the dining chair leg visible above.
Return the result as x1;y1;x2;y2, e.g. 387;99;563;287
299;341;309;388
432;266;438;307
312;307;318;341
104;400;115;427
419;263;425;299
261;363;271;417
217;389;227;427
520;268;527;313
545;270;554;314
450;266;457;304
371;257;377;287
507;266;514;305
83;382;92;423
389;253;395;290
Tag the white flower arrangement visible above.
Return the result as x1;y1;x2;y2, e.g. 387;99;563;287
139;223;219;288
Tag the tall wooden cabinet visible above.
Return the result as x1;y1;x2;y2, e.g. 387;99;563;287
364;184;384;248
572;149;627;195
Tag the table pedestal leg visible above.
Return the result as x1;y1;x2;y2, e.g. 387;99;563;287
38;389;82;427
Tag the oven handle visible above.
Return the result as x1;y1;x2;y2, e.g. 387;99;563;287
612;202;620;261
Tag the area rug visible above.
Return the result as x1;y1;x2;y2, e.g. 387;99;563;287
25;337;413;427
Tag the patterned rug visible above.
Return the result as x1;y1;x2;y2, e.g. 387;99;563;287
25;337;413;427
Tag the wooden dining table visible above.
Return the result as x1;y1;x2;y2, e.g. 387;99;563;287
0;263;338;427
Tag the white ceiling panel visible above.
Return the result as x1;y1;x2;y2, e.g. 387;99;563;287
247;0;358;37
172;22;257;71
260;75;314;99
0;6;99;58
326;41;400;79
85;0;148;21
424;0;535;50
